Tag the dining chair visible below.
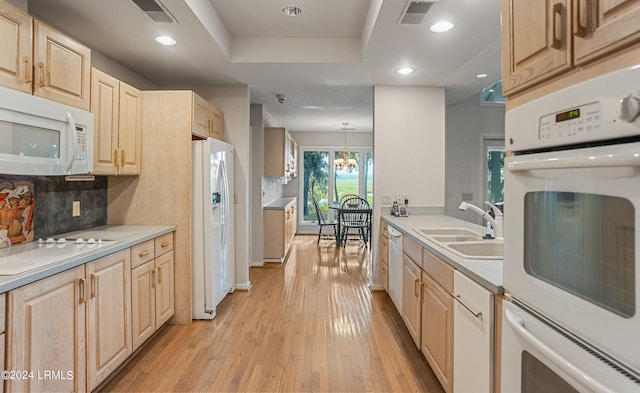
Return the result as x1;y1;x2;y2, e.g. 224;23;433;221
312;196;338;245
339;196;371;247
339;194;359;204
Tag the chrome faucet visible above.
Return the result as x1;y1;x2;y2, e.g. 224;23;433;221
458;201;504;239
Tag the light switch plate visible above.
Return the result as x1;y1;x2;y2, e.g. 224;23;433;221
72;201;81;217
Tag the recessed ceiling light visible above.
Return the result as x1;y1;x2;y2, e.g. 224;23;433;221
476;73;488;79
282;5;303;16
155;36;176;46
430;21;454;33
396;67;415;75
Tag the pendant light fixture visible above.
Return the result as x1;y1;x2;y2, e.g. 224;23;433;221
334;122;357;171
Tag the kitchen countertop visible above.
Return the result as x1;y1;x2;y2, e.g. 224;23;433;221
263;197;296;210
382;214;503;294
0;225;175;294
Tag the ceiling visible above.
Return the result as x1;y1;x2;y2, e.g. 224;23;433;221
27;0;502;133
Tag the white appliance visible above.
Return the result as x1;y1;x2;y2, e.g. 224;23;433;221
502;64;640;391
453;270;493;393
192;138;235;319
0;86;93;175
387;225;403;313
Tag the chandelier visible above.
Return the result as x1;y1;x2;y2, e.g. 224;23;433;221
334;122;357;171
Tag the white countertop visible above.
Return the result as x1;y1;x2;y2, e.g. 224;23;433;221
382;214;503;294
0;225;175;294
263;196;296;210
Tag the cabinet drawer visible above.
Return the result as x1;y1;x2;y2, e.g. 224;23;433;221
403;236;423;266
380;220;388;237
0;293;5;334
131;240;155;268
380;235;389;263
155;233;174;256
423;250;454;294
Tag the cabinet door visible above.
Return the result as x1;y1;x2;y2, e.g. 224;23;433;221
86;250;132;390
573;0;640;64
501;0;572;95
453;271;493;393
209;104;223;140
155;252;175;327
90;68;119;175
7;266;87;393
401;254;421;347
381;261;389;293
421;273;453;393
33;21;91;110
131;260;156;351
0;1;32;93
192;93;210;138
264;128;286;177
264;209;286;260
118;82;142;175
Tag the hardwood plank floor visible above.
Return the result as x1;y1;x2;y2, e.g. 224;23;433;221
101;235;444;392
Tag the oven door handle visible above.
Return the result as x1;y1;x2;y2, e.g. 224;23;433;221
505;308;617;393
507;153;640;171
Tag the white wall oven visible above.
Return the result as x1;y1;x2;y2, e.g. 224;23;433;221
502;65;640;392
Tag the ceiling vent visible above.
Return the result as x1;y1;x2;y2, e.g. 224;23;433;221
398;0;438;25
132;0;177;23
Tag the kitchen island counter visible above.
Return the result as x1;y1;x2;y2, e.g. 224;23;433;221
382;214;503;294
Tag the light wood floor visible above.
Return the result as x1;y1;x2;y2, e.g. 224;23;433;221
101;235;444;392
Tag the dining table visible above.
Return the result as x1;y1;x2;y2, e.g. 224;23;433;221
328;202;373;246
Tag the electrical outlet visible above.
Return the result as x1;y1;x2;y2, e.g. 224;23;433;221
72;201;80;217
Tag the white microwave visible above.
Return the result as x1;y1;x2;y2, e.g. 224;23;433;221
0;86;93;176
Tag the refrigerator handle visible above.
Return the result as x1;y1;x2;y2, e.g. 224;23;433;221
220;159;229;247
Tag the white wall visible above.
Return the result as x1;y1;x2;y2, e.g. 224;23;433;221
445;94;505;224
192;85;252;290
373;85;446;287
91;50;159;90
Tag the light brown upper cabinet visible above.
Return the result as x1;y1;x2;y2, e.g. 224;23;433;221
0;1;91;110
0;0;32;94
192;93;224;140
33;21;91;110
502;0;640;97
264;127;297;179
90;68;142;175
573;0;640;65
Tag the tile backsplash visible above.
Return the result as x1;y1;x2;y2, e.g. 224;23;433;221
2;175;107;240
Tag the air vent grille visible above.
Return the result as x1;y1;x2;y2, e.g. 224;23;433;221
398;0;438;25
132;0;177;23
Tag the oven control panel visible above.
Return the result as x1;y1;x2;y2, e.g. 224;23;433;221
538;102;602;141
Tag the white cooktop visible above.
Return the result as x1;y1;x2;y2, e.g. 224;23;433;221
0;237;115;275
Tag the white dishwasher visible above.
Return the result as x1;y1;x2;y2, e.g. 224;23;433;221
453;270;494;393
387;226;403;314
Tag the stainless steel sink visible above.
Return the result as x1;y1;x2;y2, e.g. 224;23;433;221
415;227;482;237
445;241;503;260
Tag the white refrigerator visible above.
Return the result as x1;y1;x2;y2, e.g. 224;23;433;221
192;138;235;319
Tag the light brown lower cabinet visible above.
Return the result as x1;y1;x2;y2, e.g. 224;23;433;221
131;236;175;350
264;199;297;261
87;250;132;390
5;232;174;393
7;265;88;393
401;253;422;347
421;272;453;393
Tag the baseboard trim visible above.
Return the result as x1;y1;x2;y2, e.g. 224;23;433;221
235;281;252;291
370;284;385;291
250;260;265;267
